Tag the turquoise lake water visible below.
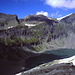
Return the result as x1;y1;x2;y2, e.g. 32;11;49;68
43;49;75;58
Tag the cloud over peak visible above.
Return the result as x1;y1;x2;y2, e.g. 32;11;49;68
36;11;48;16
46;0;75;9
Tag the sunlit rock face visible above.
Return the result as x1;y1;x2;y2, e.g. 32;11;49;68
59;13;75;24
57;13;73;20
59;13;75;33
47;32;75;50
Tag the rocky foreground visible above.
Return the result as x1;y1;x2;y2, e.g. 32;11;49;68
21;63;75;75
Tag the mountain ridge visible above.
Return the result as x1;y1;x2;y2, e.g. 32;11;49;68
0;13;75;75
0;13;75;52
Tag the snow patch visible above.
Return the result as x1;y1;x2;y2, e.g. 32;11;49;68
7;26;13;29
16;73;21;75
25;23;36;28
57;13;73;20
59;55;75;66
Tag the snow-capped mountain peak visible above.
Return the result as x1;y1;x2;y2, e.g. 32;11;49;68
57;13;73;20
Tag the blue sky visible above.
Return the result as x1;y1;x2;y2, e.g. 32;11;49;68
0;0;75;19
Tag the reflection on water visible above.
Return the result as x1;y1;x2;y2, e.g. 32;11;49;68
25;53;61;70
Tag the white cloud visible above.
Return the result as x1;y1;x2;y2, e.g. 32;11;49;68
46;0;75;9
50;11;62;18
36;11;48;16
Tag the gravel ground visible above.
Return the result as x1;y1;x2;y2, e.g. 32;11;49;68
21;63;75;75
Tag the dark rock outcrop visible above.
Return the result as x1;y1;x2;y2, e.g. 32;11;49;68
20;15;57;25
24;15;50;21
0;44;37;75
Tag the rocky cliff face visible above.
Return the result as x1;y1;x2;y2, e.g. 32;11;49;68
0;13;19;30
59;13;75;33
60;13;75;25
0;13;75;52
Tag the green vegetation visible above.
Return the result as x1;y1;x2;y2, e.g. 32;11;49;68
6;38;14;45
0;37;23;46
40;64;46;68
14;37;23;43
39;60;59;68
24;37;39;43
32;44;43;52
0;38;5;45
47;33;52;41
17;25;23;28
0;36;40;47
17;25;28;29
32;30;44;37
31;23;45;38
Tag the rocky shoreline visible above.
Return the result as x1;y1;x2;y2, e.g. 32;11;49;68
16;55;75;75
